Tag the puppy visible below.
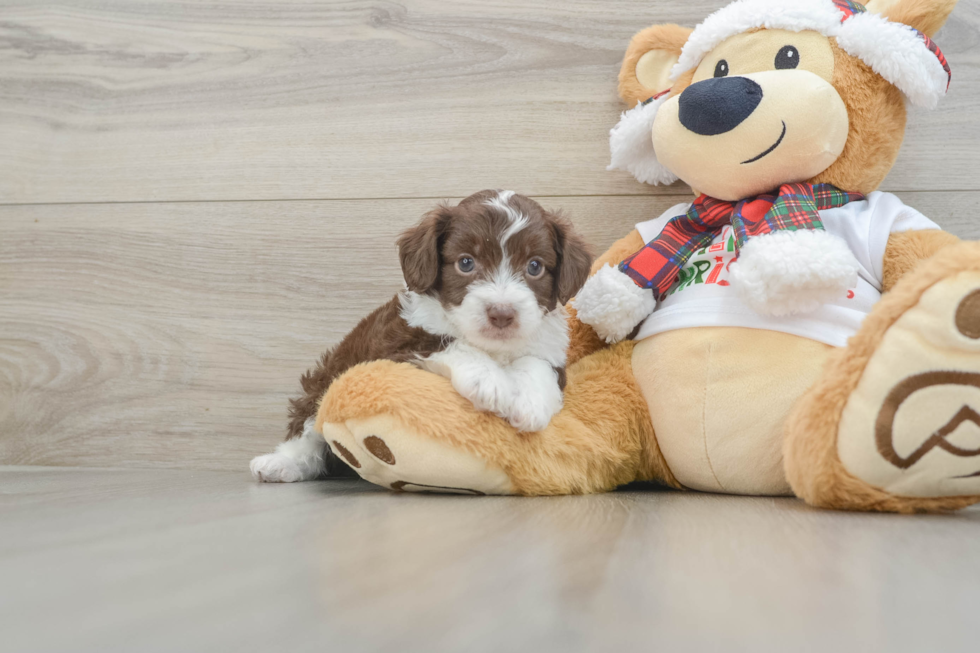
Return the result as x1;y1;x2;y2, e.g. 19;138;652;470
250;190;593;482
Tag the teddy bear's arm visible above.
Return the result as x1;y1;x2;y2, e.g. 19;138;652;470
881;229;960;293
565;229;648;362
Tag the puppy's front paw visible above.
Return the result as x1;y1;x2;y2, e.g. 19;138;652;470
416;355;450;377
453;370;511;415
250;453;303;483
503;358;564;432
506;392;561;432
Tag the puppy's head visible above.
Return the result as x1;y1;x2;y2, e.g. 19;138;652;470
398;190;592;353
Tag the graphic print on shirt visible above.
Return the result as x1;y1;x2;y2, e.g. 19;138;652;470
666;226;735;296
663;225;857;300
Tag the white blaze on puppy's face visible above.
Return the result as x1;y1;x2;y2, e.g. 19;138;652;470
448;190;541;354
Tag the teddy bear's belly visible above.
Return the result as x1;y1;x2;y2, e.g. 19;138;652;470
632;327;834;495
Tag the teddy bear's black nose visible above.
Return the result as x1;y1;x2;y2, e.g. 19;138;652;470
678;77;763;136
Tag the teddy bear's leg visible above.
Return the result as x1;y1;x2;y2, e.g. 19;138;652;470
316;342;679;495
785;242;980;512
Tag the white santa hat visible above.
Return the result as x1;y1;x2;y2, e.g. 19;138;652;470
609;0;952;184
673;0;950;108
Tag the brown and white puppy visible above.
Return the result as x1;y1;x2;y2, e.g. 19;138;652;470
250;190;593;482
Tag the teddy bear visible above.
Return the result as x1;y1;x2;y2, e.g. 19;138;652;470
314;0;980;512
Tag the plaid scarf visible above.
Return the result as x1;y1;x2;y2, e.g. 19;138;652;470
619;183;865;299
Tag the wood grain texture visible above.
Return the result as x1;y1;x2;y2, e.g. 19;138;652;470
0;0;978;204
2;192;979;471
2;466;979;653
2;0;980;472
0;194;684;469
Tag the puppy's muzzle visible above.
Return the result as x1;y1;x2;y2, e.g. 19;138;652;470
486;304;517;330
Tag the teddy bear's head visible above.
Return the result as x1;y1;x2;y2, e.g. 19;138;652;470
609;0;955;201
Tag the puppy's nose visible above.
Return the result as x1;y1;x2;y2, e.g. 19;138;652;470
678;76;763;136
487;305;517;329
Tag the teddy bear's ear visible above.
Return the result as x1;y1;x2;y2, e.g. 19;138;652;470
618;24;693;106
865;0;958;37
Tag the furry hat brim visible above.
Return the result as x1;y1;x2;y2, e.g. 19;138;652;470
607;93;678;186
670;0;950;108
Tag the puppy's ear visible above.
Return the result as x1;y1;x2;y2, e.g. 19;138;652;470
549;212;594;305
398;207;452;293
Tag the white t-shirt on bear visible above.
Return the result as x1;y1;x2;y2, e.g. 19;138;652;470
633;191;941;347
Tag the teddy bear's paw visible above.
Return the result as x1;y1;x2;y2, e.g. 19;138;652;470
573;264;656;343
837;271;980;499
730;230;858;316
321;417;516;495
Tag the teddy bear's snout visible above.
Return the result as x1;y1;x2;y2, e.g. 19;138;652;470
678;76;763;136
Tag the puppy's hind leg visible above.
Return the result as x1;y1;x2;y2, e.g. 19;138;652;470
251;418;329;482
251;347;356;482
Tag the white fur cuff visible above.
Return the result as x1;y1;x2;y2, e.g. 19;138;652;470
607;95;678;186
730;230;859;317
573;264;656;343
669;0;950;109
836;12;949;109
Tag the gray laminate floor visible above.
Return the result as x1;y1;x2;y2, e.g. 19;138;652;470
2;466;979;653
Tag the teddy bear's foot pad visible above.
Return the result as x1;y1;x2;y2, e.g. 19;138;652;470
322;415;516;495
838;272;980;498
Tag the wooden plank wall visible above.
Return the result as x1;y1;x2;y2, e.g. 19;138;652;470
2;1;979;471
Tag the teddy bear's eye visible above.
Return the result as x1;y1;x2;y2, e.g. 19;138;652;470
775;45;800;70
713;59;729;78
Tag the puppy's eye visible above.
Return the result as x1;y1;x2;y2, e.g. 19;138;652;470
456;256;475;274
713;60;729;78
775;45;799;70
526;259;544;277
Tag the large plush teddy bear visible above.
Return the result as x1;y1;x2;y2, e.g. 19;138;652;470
316;0;980;512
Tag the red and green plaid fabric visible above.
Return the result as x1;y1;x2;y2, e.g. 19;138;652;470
831;0;866;19
831;0;950;91
918;28;951;91
618;183;865;298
